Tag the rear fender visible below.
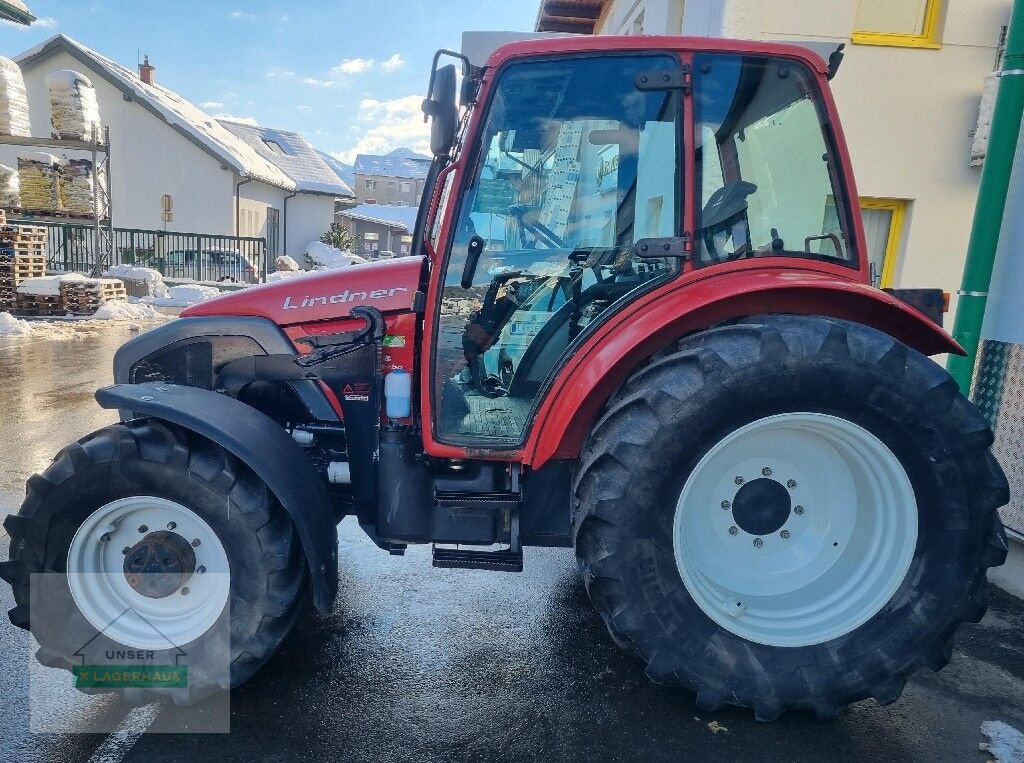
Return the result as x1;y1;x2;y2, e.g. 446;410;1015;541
525;270;963;467
96;382;338;611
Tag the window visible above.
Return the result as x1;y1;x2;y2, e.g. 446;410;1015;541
433;53;681;444
694;54;853;267
860;198;907;288
364;179;376;190
401;181;411;193
262;139;287;155
852;0;943;49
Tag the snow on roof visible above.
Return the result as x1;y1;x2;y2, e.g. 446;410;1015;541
353;147;431;180
16;34;295;191
316;150;355;188
339;203;419;231
218;120;354;197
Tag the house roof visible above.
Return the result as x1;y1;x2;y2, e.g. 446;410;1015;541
16;34;297;191
534;0;607;33
219;120;354;197
353;147;431;180
339;203;419;231
316;150;355;188
0;0;35;25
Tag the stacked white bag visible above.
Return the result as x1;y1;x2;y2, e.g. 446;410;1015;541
0;56;30;137
45;70;101;141
18;152;59;212
59;158;95;216
0;164;20;208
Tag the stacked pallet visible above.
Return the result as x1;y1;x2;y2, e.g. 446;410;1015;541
0;223;46;252
0;252;45;308
60;277;126;315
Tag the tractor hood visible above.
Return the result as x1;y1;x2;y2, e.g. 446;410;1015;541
181;257;424;326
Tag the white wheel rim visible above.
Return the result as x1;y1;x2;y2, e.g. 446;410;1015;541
673;412;917;648
67;496;230;649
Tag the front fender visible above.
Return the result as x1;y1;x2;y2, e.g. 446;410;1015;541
525;268;963;468
96;383;337;611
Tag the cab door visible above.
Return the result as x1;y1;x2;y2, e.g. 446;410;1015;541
425;52;686;450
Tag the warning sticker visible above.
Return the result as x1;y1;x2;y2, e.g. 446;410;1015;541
342;382;371;402
383;335;406;348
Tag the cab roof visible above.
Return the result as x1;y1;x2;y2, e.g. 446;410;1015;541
482;35;831;77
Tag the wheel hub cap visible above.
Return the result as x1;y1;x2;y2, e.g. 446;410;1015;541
731;478;792;536
123;530;196;599
672;413;918;648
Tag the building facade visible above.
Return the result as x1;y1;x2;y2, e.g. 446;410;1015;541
535;0;1011;316
336;203;417;258
353;148;431;205
7;34;353;259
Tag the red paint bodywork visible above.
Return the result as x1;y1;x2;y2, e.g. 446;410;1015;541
182;36;962;468
182;257;423;326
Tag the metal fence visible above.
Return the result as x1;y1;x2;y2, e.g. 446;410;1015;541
13;220;269;284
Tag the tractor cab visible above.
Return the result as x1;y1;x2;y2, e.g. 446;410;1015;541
425;38;858;448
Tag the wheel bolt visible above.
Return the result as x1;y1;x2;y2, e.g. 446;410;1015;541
780;529;791;539
721;500;731;510
166;521;176;530
728;526;739;536
786;479;797;488
138;525;148;533
761;467;772;477
794;505;805;515
181;587;190;596
734;476;744;485
753;537;764;548
191;538;201;547
99;533;111;543
122;546;131;555
197;565;206;575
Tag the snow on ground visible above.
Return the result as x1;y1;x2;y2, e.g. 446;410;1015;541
276;255;300;272
0;312;33;336
305;241;369;269
92;300;162;321
141;283;221;307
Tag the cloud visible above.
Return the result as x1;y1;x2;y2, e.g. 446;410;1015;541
331;58;375;75
267;69;295;80
2;15;57;30
301;77;336;88
381;53;406;72
213;114;259;126
332;95;429;163
297;105;313;113
229;10;256;20
201;101;225;110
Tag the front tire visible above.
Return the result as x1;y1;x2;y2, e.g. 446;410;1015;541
1;420;308;704
573;315;1008;720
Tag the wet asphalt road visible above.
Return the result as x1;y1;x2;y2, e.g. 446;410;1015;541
1;324;1023;762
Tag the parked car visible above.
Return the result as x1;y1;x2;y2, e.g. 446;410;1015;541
162;248;259;283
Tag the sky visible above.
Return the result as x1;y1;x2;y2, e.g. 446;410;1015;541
0;0;537;164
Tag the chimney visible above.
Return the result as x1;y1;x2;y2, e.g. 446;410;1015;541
139;54;155;85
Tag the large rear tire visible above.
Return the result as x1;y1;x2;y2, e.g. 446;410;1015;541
573;315;1008;720
1;420;308;705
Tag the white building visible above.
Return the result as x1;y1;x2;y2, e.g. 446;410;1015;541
535;0;1010;315
6;34;352;259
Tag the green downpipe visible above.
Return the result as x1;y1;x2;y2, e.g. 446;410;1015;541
949;0;1024;390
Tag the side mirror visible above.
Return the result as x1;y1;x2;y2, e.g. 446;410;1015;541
423;64;458;157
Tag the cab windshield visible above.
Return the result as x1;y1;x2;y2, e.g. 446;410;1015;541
434;53;681;444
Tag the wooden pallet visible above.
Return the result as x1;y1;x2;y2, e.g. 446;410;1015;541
1;224;47;236
60;278;127;314
15;294;65;316
0;236;46;248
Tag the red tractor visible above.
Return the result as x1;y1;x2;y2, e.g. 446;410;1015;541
2;36;1009;720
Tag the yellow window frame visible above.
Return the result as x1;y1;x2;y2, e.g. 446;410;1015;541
852;0;943;49
860;197;907;288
